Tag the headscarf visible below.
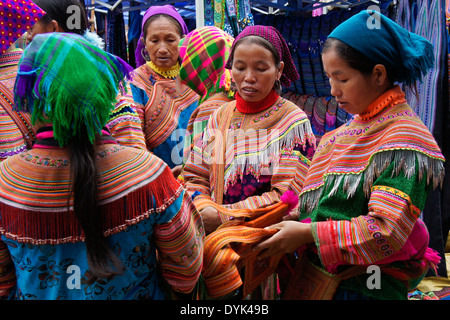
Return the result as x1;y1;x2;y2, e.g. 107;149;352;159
225;25;299;87
179;26;234;103
134;5;189;68
0;0;46;55
328;9;434;85
14;32;133;146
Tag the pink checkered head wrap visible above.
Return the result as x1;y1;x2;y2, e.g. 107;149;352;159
179;26;234;103
0;0;46;55
225;25;299;87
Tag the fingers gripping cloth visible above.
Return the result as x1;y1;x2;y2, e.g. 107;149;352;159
197;190;298;298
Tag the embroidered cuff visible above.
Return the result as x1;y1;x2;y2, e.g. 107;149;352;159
312;220;345;268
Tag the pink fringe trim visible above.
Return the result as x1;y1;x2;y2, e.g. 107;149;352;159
280;190;299;215
424;247;441;275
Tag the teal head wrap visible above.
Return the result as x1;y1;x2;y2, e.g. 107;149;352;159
14;32;133;146
328;9;434;85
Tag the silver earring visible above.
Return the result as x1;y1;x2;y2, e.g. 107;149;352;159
141;48;150;61
274;79;282;93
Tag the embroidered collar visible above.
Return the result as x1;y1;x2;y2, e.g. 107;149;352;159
146;61;180;79
34;125;117;149
235;89;279;114
356;85;406;121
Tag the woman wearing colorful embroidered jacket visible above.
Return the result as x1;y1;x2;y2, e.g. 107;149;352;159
181;25;316;299
253;10;445;300
0;33;204;300
130;5;199;172
0;0;46;162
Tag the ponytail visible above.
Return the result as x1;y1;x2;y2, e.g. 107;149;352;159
68;126;123;283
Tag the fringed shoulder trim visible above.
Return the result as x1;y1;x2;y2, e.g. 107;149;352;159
201;99;315;188
0;147;183;244
299;149;445;214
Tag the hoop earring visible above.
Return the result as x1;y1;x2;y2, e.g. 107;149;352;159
274;79;282;94
141;48;150;61
275;79;281;87
230;80;237;93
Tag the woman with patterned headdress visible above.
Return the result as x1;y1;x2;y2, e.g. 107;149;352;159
0;0;46;162
177;26;235;171
182;25;316;299
28;0;146;151
130;5;199;175
0;32;204;300
253;10;446;300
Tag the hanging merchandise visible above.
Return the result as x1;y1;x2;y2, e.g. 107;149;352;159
299;17;315;95
204;0;214;25
237;0;254;32
223;0;239;36
280;14;298;93
208;0;253;36
396;0;444;133
106;3;127;62
213;0;224;29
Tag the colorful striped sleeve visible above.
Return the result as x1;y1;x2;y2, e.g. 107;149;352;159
107;82;147;150
312;155;431;268
129;83;147;133
153;189;205;293
181;107;219;202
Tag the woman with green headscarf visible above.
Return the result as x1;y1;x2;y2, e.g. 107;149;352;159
0;32;204;300
253;9;445;300
28;0;147;152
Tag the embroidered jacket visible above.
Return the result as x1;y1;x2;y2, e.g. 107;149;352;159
0;50;35;161
130;64;199;168
298;86;445;299
183;93;316;218
106;81;147;150
0;135;204;299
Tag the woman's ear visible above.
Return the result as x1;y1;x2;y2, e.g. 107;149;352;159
51;20;64;32
278;61;285;80
373;64;388;86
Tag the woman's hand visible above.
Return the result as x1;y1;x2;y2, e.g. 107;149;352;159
171;165;182;178
200;206;222;235
252;221;314;259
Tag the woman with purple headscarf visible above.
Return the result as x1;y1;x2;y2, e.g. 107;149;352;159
130;5;199;175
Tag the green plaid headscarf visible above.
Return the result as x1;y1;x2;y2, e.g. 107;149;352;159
179;26;234;103
14;32;133;146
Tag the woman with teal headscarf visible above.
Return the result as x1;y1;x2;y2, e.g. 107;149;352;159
253;9;445;300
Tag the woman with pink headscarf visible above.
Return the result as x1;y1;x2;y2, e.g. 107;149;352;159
0;0;45;162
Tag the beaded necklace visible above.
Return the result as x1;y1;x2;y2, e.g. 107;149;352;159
146;61;180;79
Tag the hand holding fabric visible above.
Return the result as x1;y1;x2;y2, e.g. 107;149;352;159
252;221;314;260
200;206;222;234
